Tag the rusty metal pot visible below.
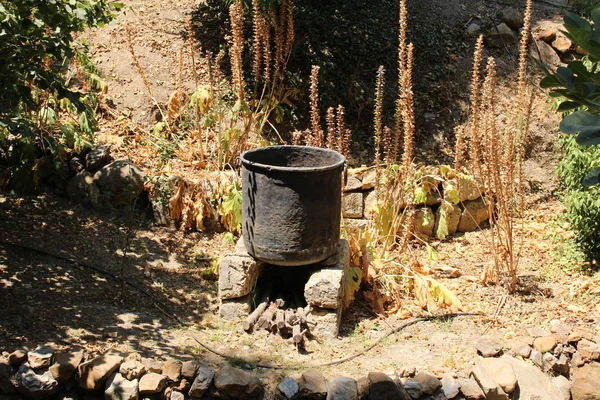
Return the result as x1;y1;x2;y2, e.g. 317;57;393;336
241;145;345;266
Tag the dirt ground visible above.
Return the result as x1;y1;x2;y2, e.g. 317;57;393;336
2;191;599;386
2;0;600;391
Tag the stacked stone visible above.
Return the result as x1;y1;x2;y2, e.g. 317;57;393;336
67;145;146;208
3;320;599;400
342;167;490;238
1;347;264;400
218;239;352;337
471;320;600;400
465;6;578;68
303;239;351;337
148;166;490;240
218;238;265;321
276;368;484;399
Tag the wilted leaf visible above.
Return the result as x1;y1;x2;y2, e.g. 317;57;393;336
436;203;449;240
343;266;362;309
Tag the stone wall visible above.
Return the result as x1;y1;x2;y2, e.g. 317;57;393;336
149;166;491;242
342;167;490;239
2;319;598;400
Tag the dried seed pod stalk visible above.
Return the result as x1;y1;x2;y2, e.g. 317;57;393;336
252;0;266;85
469;35;484;175
263;10;272;85
309;65;324;147
326;107;336;150
336;105;350;157
454;126;466;171
400;43;415;171
393;0;409;161
229;0;246;105
384;126;393;165
515;0;533;196
374;66;386;170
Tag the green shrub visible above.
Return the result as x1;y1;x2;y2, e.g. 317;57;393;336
556;134;600;262
0;1;120;122
0;0;122;191
542;8;600;264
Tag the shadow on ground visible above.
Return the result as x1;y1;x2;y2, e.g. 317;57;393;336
0;192;224;359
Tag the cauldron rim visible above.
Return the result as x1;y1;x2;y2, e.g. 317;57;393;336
240;145;345;173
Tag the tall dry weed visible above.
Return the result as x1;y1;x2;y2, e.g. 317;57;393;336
400;43;415;171
468;35;484;174
309;65;324;147
393;0;409;162
229;0;246;107
471;0;533;293
326;107;336;150
336;105;351;157
373;65;386;172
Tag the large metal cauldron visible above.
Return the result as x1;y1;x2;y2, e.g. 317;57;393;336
241;145;345;266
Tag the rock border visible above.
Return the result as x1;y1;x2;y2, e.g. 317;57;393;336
2;320;598;399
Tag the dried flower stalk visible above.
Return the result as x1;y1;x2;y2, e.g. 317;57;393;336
291;129;304;145
229;0;246;105
384;126;393;165
309;65;323;147
515;0;533;196
284;0;295;63
326;107;336;150
400;43;415;171
374;66;386;170
336;105;350;157
469;35;484;175
252;0;265;85
273;7;285;82
393;0;409;161
454;126;466;171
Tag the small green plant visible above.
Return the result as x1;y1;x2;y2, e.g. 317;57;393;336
433;315;455;333
200;259;219;281
218;179;243;234
550;229;588;272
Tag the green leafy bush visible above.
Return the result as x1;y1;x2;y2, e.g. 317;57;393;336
0;0;122;191
556;134;600;262
0;0;120;124
541;7;600;263
540;8;600;184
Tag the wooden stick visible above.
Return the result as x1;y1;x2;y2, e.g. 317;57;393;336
258;310;274;330
243;282;273;332
292;325;307;344
296;306;309;325
286;309;299;326
244;299;269;332
274;298;285;308
276;309;286;331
